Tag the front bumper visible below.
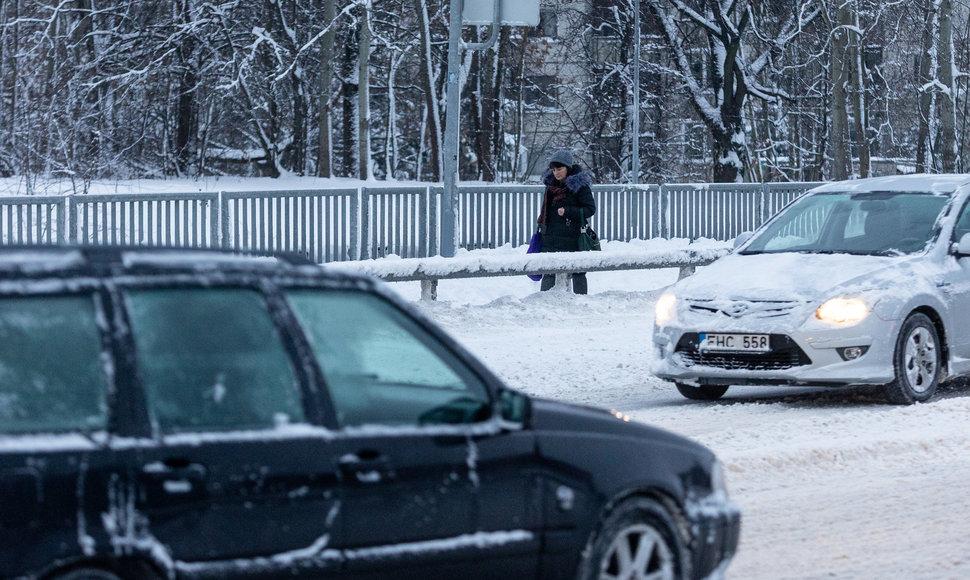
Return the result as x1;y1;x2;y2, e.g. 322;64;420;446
687;493;741;579
651;310;901;387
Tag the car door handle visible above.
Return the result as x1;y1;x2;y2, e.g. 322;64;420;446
141;459;208;494
338;451;391;484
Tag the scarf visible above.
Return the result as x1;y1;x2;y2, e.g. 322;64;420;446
538;182;569;225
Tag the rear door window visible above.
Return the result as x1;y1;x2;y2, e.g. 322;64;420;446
285;289;491;427
0;295;107;434
124;288;304;434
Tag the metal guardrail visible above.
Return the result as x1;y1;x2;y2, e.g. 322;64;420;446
0;182;822;261
329;244;733;300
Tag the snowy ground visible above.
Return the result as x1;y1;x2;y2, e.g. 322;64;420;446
380;247;970;580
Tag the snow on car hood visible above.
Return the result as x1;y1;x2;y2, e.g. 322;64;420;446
673;252;926;302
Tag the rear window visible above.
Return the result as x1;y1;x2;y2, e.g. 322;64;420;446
0;295;108;434
124;288;305;434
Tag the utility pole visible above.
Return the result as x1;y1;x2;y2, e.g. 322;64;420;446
441;0;532;256
440;0;464;257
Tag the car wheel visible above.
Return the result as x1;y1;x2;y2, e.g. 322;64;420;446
675;382;728;401
576;497;689;580
884;313;941;405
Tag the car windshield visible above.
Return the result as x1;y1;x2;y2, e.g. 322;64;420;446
740;191;950;256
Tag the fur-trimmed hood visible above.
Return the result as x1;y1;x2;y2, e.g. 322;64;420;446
543;165;593;193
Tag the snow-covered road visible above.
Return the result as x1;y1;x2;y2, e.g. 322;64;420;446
387;262;970;579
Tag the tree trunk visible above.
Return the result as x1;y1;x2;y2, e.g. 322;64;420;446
916;0;937;173
176;0;197;176
413;0;441;181
830;6;851;180
938;0;957;172
848;7;869;178
317;0;336;177
712;38;747;183
511;32;527;180
340;38;356;176
477;42;498;182
357;0;370;180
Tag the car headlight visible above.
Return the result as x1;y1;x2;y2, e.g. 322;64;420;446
815;297;869;324
655;294;677;325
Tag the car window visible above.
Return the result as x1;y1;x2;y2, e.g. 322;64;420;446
744;192;948;255
285;289;491;428
124;288;304;434
954;200;970;241
0;295;107;434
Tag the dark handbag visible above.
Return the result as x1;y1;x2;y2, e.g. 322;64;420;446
526;229;543;281
578;210;601;251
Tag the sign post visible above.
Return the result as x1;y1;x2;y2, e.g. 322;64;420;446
439;0;539;257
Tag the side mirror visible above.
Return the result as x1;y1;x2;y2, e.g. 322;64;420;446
953;233;970;257
499;388;530;425
733;231;753;249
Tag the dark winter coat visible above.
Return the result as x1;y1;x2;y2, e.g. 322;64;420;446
538;165;595;252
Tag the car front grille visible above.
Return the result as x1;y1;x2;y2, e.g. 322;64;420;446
686;299;805;319
674;334;812;371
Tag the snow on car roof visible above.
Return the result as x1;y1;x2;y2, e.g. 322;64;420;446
121;250;285;269
809;173;970;195
0;248;85;272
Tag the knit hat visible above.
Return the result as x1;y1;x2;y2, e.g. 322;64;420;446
548;149;573;168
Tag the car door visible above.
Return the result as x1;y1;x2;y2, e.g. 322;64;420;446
0;289;122;577
119;283;341;576
942;198;970;367
283;286;541;578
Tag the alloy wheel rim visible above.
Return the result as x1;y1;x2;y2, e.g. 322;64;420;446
599;523;674;580
904;327;937;393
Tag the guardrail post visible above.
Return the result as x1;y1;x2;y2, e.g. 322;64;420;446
420;279;438;300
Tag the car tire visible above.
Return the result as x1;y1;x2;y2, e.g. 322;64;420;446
675;382;728;401
576;496;689;580
884;313;941;405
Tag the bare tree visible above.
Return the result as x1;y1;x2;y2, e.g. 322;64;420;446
644;0;819;182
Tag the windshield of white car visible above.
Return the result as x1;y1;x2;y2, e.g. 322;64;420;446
739;191;950;256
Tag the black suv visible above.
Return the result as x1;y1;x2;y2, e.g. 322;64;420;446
0;246;738;580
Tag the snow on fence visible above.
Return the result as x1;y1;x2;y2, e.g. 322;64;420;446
0;182;821;261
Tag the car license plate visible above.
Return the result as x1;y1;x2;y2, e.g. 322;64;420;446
699;333;770;353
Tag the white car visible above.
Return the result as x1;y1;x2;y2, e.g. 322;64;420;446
652;174;970;404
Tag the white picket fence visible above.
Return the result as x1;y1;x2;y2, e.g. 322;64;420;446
0;182;821;262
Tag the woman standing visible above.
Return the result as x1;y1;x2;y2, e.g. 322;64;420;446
538;149;596;294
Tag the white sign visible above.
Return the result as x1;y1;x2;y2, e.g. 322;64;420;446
462;0;540;27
